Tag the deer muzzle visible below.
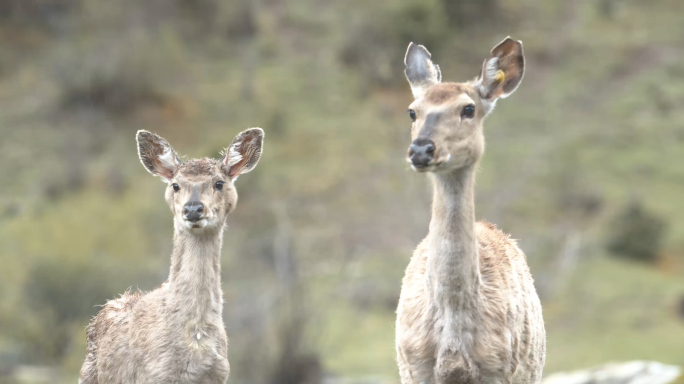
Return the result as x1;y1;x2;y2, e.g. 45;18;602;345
408;138;436;169
183;201;205;222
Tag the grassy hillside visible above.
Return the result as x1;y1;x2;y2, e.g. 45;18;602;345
0;0;683;382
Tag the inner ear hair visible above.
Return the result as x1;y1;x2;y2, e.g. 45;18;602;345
478;37;525;101
223;128;264;180
136;130;179;180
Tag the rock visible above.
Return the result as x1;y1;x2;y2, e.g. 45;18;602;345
543;361;681;384
11;365;61;383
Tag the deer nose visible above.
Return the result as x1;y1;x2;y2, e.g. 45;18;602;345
408;138;436;168
183;201;204;222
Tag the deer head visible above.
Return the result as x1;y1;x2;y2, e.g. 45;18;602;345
404;37;525;172
136;128;264;233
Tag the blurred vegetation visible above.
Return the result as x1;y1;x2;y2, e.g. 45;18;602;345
21;260;121;362
0;0;683;383
607;200;667;263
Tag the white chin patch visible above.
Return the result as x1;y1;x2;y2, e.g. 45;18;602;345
182;218;212;231
411;165;437;173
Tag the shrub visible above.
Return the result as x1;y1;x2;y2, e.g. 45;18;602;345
0;0;79;32
61;76;167;116
55;31;182;117
441;0;500;28
606;200;667;263
19;259;128;362
339;0;448;87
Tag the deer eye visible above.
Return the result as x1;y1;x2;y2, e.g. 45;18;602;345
214;181;225;190
461;104;475;119
408;109;416;122
172;183;180;192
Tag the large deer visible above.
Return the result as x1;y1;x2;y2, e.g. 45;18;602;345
396;38;546;384
79;128;265;384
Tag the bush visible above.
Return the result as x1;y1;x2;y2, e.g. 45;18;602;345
19;259;128;362
606;200;667;263
441;0;500;28
61;76;167;116
0;0;79;32
55;30;183;117
339;0;448;87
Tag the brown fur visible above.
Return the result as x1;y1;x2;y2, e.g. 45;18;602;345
425;84;475;105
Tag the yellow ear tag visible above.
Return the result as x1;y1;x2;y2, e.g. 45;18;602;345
495;70;506;83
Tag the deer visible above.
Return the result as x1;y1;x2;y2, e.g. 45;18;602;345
395;37;546;384
79;128;265;384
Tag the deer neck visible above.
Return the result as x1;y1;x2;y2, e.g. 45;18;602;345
426;167;481;312
168;225;224;333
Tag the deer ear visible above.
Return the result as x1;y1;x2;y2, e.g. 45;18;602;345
222;128;264;181
404;42;442;99
136;130;179;181
476;37;525;109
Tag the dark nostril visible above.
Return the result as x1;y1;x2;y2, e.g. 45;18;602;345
409;138;436;167
425;143;435;155
183;202;204;222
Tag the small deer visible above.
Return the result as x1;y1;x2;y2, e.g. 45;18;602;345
79;128;265;384
396;38;546;384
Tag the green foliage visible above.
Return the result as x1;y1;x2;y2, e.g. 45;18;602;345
0;0;79;31
339;0;448;86
544;256;684;373
61;77;167;116
1;0;684;382
607;201;667;263
16;242;149;363
24;260;120;324
441;0;500;27
13;259;117;363
53;28;189;117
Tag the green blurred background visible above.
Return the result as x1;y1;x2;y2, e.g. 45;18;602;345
1;0;683;383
